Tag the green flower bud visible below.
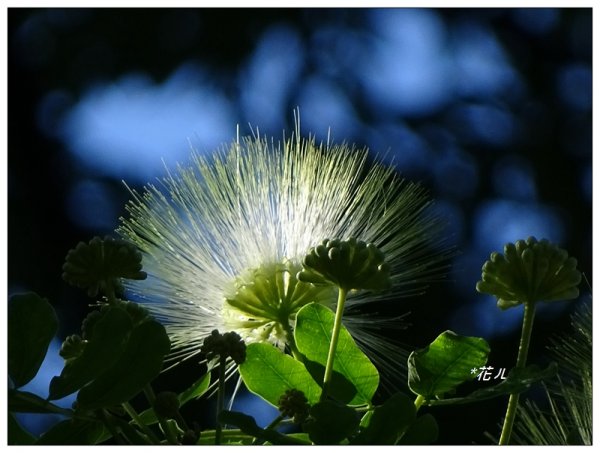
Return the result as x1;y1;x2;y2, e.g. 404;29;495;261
153;391;180;419
81;309;103;340
297;238;391;292
200;330;246;365
62;236;147;297
278;388;310;424
476;236;582;308
181;429;198;445
59;334;86;361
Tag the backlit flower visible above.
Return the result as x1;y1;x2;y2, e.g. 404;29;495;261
117;122;449;377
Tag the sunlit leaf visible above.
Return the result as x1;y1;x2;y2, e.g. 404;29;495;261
239;343;321;406
408;330;489;399
427;362;558;406
295;303;379;405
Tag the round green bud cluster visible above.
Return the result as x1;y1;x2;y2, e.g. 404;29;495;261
153;391;180;419
476;236;582;309
181;429;199;445
62;236;147;297
200;330;246;365
59;334;86;361
297;238;391;292
278;388;310;424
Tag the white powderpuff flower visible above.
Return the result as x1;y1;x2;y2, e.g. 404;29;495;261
117;122;450;380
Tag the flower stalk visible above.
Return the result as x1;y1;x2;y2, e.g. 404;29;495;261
320;286;348;402
499;300;536;445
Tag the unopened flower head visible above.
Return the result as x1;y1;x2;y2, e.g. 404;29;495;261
117;122;449;373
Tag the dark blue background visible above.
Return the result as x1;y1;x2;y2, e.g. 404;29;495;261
8;8;592;444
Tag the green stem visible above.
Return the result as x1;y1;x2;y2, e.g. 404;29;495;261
320;286;348;402
161;419;180;445
252;414;285;445
215;356;227;445
284;324;303;361
414;395;425;412
144;384;177;444
499;301;536;445
122;401;160;444
97;409;126;445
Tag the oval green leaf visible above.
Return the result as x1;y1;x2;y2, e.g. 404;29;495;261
427;362;558;407
408;330;489;399
351;392;416;445
49;305;133;400
239;342;322;406
36;419;106;445
397;413;439;445
304;400;360;445
76;319;170;410
294;303;379;405
8;293;58;388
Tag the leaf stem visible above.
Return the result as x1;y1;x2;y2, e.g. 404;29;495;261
215;356;227;445
144;384;178;444
414;394;425;411
499;301;536;445
320;286;348;402
252;414;285;445
97;409;126;445
122;401;160;444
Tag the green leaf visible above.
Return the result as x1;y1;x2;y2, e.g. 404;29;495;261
8;389;72;415
8;413;36;445
137;372;211;426
36;419;106;445
197;429;254;445
295;303;379;405
427;362;558;407
76;319;170;410
408;330;489;399
49;305;133;400
219;411;310;445
351;392;416;445
303;400;360;444
8;293;58;387
397;414;439;445
239;342;322;406
178;372;211;405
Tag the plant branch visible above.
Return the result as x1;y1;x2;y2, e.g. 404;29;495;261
320;286;348;402
499;301;537;445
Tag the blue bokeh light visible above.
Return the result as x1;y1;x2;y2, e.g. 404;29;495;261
474;199;564;253
450;103;517;148
556;63;592;111
492;155;537;201
433;148;479;200
362;9;451;116
58;63;235;182
13;338;77;437
451;22;522;99
66;179;119;231
295;76;361;143
239;25;305;134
